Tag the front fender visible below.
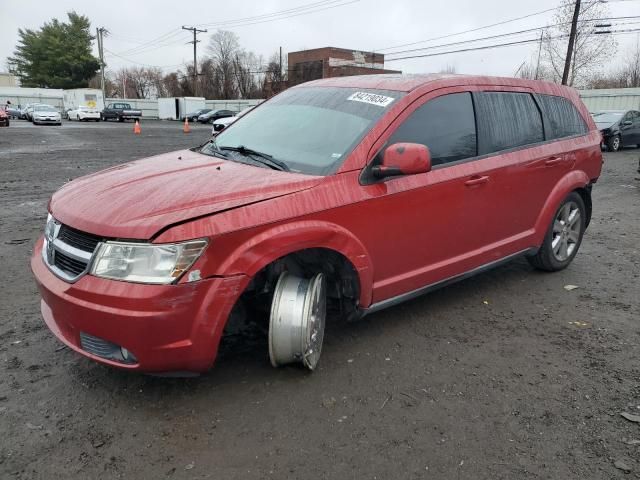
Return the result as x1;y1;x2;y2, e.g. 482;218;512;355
532;170;591;245
212;220;374;307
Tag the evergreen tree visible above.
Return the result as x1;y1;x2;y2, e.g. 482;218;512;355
8;12;100;89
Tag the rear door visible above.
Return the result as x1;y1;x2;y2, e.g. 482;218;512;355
620;111;636;145
470;90;549;248
630;111;640;145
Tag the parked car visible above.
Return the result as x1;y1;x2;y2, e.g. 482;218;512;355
0;107;9;127
211;106;254;135
591;110;640;152
31;74;602;375
185;108;212;122
67;105;101;122
197;109;235;124
22;103;47;121
101;102;142;122
6;106;21;119
31;105;62;125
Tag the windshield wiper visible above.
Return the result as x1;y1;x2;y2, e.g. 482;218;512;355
194;140;229;159
219;145;290;171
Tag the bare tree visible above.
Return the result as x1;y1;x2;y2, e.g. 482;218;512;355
207;30;240;99
541;0;616;87
587;39;640;88
438;64;457;74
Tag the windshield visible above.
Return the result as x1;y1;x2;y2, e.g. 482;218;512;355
592;112;624;124
202;86;404;175
35;106;57;112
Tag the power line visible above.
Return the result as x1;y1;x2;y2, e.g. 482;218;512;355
194;0;348;27
103;48;184;69
382;15;640;59
383;28;640;63
376;0;636;54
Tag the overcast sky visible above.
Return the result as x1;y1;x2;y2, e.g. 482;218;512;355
1;0;639;78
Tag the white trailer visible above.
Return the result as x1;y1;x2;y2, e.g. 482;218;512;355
63;88;104;111
158;97;206;120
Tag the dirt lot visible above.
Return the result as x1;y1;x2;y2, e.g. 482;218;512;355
0;120;639;479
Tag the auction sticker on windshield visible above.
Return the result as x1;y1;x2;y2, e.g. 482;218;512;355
347;92;395;107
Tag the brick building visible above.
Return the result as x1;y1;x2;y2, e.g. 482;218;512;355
288;47;401;86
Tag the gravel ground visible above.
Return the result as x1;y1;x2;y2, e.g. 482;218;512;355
0;120;639;479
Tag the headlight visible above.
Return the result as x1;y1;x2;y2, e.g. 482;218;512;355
90;240;207;284
44;213;56;240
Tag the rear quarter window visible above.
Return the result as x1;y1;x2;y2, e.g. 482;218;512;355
537;94;588;139
475;92;544;154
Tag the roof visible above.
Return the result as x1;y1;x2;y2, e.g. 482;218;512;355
295;73;576;95
298;74;457;92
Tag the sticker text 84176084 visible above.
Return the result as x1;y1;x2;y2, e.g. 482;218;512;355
347;92;395;107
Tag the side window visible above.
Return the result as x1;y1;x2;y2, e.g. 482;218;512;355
387;92;477;166
474;92;544;154
537;94;588;139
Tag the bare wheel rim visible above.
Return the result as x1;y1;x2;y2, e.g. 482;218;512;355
302;273;325;370
551;201;581;262
268;272;326;370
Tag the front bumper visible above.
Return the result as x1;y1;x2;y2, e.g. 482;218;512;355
31;237;246;373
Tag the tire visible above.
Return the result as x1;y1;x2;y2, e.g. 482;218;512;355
527;192;586;272
118;116;124;122
607;135;621;152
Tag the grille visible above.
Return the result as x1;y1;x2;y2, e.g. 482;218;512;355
44;222;104;282
79;332;135;364
53;251;86;276
57;225;101;252
80;332;120;357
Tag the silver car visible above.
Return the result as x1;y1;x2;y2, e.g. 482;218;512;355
32;105;62;126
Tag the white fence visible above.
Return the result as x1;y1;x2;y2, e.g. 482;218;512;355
579;88;640;112
105;98;264;119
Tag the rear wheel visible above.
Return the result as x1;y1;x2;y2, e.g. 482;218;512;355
607;135;621;152
527;192;586;272
269;272;326;371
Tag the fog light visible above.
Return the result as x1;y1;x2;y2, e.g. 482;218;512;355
120;347;137;363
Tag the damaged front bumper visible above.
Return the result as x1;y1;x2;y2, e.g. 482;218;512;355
31;236;246;373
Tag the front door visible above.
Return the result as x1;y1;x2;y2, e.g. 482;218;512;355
355;90;495;303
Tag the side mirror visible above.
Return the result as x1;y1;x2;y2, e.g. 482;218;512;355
623;120;633;126
372;143;432;179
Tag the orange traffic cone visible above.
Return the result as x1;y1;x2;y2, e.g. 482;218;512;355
133;120;141;135
183;117;190;134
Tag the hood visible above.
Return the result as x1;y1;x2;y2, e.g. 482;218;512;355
50;149;322;239
595;121;616;130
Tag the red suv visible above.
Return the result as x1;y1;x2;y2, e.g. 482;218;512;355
31;74;602;374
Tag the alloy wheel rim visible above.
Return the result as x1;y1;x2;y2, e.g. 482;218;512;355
552;201;581;262
303;274;325;370
613;137;620;150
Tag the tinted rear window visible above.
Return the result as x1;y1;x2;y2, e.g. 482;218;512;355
475;92;544;154
537;94;588;139
387;92;477;166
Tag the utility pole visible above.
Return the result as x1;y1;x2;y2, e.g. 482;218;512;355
279;46;283;93
535;28;544;80
96;27;107;100
562;0;581;85
182;26;207;96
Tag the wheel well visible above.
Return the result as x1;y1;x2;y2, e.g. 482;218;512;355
227;248;360;328
575;185;592;228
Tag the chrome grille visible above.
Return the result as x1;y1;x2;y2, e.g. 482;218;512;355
57;225;101;252
53;251;86;276
43;219;103;282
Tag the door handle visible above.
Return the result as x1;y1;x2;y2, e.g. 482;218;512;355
464;175;490;187
544;156;564;166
